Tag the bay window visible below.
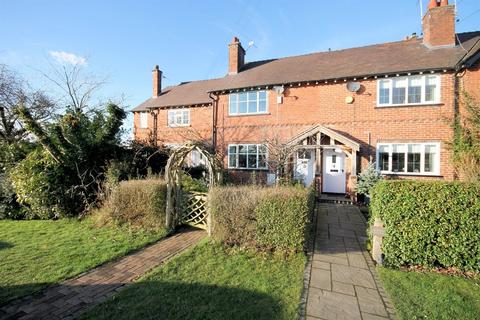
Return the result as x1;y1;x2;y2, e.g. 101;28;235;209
376;142;440;175
228;144;267;169
377;75;440;106
229;90;268;115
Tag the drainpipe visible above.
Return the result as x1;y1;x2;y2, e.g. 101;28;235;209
209;92;219;152
150;108;159;146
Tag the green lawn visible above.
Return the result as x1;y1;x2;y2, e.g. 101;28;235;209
379;267;480;320
82;240;306;320
0;218;167;304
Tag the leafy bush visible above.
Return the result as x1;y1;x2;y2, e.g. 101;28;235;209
181;172;208;193
370;180;480;272
93;179;167;232
256;187;315;251
210;185;315;251
356;162;382;196
11;149;77;219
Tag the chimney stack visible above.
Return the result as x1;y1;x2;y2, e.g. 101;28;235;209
152;65;162;97
228;37;245;75
423;0;456;47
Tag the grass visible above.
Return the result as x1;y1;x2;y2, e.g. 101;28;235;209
379;267;480;320
0;218;167;304
82;240;306;320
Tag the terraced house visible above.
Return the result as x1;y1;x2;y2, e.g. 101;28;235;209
133;0;480;197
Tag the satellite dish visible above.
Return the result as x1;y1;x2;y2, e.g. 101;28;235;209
346;81;361;93
273;85;285;95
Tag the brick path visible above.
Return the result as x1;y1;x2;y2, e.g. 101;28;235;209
0;228;205;320
305;203;396;320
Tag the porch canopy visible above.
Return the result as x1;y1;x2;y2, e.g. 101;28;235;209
287;125;360;176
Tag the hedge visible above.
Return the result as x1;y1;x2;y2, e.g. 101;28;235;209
94;179;167;232
210;186;315;251
370;180;480;272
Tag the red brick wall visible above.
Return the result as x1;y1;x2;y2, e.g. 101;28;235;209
215;73;457;180
133;105;213;144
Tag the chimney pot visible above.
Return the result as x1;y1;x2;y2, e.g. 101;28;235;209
428;0;439;9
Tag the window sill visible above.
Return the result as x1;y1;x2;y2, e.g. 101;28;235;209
228;168;269;171
166;124;191;128
228;112;270;117
380;172;442;177
375;102;443;109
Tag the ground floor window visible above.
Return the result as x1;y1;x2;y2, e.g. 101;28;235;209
376;142;440;175
228;144;267;169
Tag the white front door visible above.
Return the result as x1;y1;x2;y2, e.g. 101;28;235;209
323;149;346;193
294;150;315;187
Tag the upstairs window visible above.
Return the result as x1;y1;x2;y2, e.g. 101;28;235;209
229;90;268;115
228;144;267;169
139;112;148;128
376;142;440;175
168;109;190;127
377;75;440;107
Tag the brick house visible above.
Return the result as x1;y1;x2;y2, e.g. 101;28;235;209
133;0;480;197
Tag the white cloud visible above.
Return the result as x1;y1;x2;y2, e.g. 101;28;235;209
49;51;87;66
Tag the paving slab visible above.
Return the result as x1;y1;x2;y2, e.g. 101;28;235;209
305;203;395;320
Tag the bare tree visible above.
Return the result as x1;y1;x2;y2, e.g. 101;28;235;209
263;132;297;186
0;64;56;145
38;61;106;111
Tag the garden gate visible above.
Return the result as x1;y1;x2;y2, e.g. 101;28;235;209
164;142;222;234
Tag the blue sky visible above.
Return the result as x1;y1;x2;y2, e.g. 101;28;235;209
1;0;479;137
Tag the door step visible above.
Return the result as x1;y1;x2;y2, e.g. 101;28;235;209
318;194;353;205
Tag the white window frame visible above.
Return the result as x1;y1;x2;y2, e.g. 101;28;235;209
167;109;190;127
376;142;441;176
139;112;148;129
228;90;268;116
227;144;268;170
377;75;441;107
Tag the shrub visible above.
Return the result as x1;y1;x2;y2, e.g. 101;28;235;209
370;180;480;272
256;187;315;251
356;162;382;196
93;179;167;232
210;186;264;247
10;149;77;219
210;185;315;251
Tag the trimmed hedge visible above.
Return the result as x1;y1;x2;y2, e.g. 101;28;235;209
94;179;167;232
210;186;315;251
370;180;480;272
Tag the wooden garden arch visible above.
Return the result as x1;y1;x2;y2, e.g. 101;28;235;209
165;142;222;234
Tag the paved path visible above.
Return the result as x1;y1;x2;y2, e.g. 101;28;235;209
305;203;396;320
0;228;205;320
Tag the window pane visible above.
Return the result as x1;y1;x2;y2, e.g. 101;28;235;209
425;76;437;102
407;144;421;173
248;101;257;113
228;152;237;168
258;153;267;168
378;145;389;171
238;145;247;154
392;79;406;104
238;92;247;102
258;99;267;112
258;91;266;100
238;154;247;168
392;144;405;172
248;92;257;101
183;110;189;124
238;101;248;114
258;145;267;154
424;144;437;173
229;94;237;114
408;77;421;104
248;154;257;168
379;80;390;104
